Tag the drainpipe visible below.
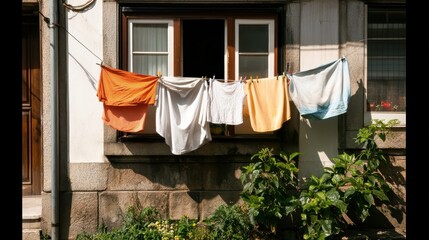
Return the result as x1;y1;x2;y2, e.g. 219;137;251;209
49;0;60;239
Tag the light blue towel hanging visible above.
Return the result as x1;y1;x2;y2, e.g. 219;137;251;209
287;57;351;120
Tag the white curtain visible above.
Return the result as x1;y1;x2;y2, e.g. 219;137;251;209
132;23;168;76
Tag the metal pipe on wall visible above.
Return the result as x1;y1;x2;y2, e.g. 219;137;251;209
49;0;60;238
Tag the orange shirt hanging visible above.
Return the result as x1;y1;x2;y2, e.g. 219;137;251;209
97;65;159;132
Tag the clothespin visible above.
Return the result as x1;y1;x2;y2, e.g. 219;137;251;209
239;76;242;83
282;71;286;81
256;76;259;83
250;76;253;83
157;71;162;77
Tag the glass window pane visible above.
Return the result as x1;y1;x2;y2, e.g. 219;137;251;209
368;23;405;38
367;39;406;57
133;23;168;52
133;55;168;76
239;55;268;78
239;25;268;52
367;6;406;112
367;58;406;78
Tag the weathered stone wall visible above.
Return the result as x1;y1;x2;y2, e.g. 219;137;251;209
40;151;406;239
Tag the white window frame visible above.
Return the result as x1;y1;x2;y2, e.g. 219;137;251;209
128;19;174;76
363;5;406;126
234;19;275;80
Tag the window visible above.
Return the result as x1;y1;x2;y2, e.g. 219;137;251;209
365;4;406;125
128;19;174;77
235;19;275;79
120;5;285;140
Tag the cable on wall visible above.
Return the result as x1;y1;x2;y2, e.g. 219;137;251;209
63;0;96;12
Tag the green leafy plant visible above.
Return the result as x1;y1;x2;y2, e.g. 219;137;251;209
76;119;400;240
341;119;399;222
76;206;199;240
203;204;253;240
40;231;52;240
293;119;399;239
239;148;300;233
295;173;347;239
239;119;399;240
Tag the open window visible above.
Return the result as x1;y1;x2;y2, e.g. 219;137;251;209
118;4;291;142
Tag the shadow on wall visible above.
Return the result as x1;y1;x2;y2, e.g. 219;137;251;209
99;156;246;229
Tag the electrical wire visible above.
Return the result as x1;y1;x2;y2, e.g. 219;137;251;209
38;10;104;63
63;0;96;12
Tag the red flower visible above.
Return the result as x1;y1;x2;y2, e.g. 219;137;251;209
381;100;391;110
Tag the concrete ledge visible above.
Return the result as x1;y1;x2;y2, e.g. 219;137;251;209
22;219;41;230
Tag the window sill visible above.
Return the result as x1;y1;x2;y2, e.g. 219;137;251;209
105;133;297;162
364;111;406;127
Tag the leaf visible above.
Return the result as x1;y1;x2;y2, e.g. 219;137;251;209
320;219;333;237
242;182;253;193
315;192;326;201
363;193;375;205
326;189;340;201
372;189;389;201
289;151;302;160
344;187;356;199
319;173;331;184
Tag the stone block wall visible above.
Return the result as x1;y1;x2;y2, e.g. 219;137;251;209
41;152;406;240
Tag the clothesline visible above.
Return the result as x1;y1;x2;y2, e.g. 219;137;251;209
97;58;350;155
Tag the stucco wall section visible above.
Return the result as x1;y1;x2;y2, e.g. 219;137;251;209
297;0;340;180
342;0;365;133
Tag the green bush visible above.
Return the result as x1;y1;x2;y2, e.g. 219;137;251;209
240;119;399;240
203;204;252;240
76;206;199;240
75;119;399;240
239;148;300;234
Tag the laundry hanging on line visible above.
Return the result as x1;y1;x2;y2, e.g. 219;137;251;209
244;76;291;132
95;58;351;154
207;77;246;125
97;65;159;132
287;57;351;120
155;76;212;155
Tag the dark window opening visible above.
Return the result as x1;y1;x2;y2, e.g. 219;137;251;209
183;19;225;79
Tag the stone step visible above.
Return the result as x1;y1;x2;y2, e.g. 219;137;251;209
23;217;41;230
23;196;42;240
22;229;41;240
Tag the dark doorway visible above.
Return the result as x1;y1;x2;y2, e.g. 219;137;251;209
22;4;42;196
182;19;225;79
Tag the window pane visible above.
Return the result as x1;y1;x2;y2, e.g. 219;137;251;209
367;7;406;112
133;23;168;52
239;25;268;52
239;55;268;78
367;39;406;57
133;55;168;76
